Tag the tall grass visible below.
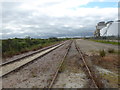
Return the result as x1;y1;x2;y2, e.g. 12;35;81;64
99;49;106;57
108;48;115;53
2;37;69;58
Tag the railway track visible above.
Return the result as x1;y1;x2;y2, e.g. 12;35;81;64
0;41;68;77
1;40;103;88
74;40;99;88
48;40;100;88
48;40;73;88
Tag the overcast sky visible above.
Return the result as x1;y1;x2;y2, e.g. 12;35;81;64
1;0;118;39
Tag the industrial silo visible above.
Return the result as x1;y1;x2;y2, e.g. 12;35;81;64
100;20;119;36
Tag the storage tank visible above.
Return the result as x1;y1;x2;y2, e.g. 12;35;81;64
100;21;119;36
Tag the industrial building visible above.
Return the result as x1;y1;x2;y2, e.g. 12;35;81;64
94;22;106;37
94;20;119;37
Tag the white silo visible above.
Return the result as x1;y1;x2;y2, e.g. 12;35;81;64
100;21;119;36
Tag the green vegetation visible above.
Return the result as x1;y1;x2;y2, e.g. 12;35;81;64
58;62;66;73
108;48;115;53
2;37;69;58
99;49;106;57
117;50;120;54
100;72;118;88
90;39;120;45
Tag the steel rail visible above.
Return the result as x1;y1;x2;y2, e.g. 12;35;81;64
48;40;73;89
0;41;68;77
1;41;67;66
74;40;99;88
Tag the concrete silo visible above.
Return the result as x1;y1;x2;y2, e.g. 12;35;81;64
100;20;119;36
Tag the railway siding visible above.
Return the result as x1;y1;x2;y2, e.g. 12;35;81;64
2;41;70;88
2;39;117;88
1;42;65;77
50;41;93;88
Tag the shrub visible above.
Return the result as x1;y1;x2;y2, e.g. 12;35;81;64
2;37;68;58
99;49;106;57
108;48;114;53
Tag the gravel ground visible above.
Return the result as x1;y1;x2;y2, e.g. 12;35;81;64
76;39;119;88
2;39;118;88
2;41;70;88
1;43;63;77
53;42;89;88
76;39;118;56
95;66;118;88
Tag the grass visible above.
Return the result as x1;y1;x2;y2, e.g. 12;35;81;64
100;72;118;88
117;50;120;54
99;49;106;57
91;52;119;87
2;37;69;59
83;56;105;88
108;48;115;53
58;62;66;73
90;39;120;45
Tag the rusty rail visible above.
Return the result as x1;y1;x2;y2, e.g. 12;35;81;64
1;41;68;66
1;41;68;77
48;40;73;89
74;40;99;88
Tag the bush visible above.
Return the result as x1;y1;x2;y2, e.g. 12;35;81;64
99;49;106;57
2;37;67;58
108;48;114;53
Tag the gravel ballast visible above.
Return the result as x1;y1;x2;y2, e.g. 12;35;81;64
2;41;70;88
52;42;89;88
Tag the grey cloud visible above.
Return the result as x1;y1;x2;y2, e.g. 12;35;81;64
2;2;117;39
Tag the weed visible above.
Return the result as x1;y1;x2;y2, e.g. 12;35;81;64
108;48;115;53
30;68;38;77
100;72;118;88
2;37;69;58
117;50;120;54
99;49;106;57
32;86;38;88
31;71;37;77
58;63;66;73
